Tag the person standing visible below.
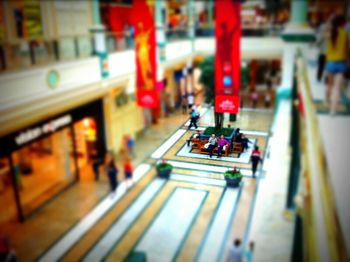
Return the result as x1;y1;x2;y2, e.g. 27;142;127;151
187;130;202;146
250;89;259;108
124;158;134;189
324;15;349;115
207;134;217;158
106;155;118;196
187;92;195;109
181;95;188;114
315;19;329;82
227;239;243;262
250;146;263;178
127;135;135;158
188;109;198;130
91;151;101;181
244;241;255;262
217;135;229;158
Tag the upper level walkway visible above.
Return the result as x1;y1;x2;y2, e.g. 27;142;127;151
0;37;283;139
306;47;350;257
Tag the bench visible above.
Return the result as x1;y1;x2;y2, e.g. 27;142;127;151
191;139;230;157
231;142;243;157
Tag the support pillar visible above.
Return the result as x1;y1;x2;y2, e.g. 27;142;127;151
90;0;109;78
187;0;195;52
156;0;166;62
282;0;315;43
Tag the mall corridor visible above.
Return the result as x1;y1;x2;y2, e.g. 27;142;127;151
0;0;349;262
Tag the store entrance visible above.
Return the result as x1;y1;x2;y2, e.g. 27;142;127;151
10;127;76;218
74;117;100;182
0;157;17;225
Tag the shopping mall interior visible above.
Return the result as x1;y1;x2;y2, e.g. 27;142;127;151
0;0;349;261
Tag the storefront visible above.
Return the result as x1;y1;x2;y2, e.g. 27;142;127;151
0;99;106;224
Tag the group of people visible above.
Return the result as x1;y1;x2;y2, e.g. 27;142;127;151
227;238;254;262
91;134;136;197
315;14;350;115
104;152;134;197
205;134;230;158
187;127;263;178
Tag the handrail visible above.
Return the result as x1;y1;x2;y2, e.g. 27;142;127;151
296;51;348;261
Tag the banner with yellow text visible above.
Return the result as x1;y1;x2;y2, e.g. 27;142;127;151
132;0;159;108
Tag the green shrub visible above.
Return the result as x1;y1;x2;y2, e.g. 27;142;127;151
203;127;234;137
156;163;173;171
224;170;243;179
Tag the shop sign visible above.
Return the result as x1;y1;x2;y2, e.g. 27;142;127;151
215;0;241;113
15;115;72;146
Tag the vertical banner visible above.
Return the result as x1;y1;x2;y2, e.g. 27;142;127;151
132;0;159;108
215;0;241;114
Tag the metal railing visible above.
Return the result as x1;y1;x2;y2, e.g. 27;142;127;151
296;52;348;261
0;35;96;72
0;23;284;73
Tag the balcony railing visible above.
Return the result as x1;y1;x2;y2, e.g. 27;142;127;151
0;23;284;73
296;51;348;261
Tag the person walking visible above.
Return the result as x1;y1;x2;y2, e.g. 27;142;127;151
241;134;252;152
324;15;349;115
217;135;229;158
124;158;134;189
227;238;243;262
207;134;217;158
250;146;263;178
188;109;198;130
106;154;118;196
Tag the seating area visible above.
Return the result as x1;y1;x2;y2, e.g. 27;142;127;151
190;138;243;157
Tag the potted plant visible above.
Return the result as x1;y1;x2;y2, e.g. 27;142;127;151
224;167;243;187
156;159;173;179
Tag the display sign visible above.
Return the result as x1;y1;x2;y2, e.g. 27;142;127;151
23;0;43;38
0;99;105;158
215;95;240;114
215;0;241;113
15;115;72;146
131;0;159;108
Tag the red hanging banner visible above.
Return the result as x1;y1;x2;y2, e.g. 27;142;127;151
131;0;159;108
215;0;241;114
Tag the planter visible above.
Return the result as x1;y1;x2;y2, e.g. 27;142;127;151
156;163;173;179
202;127;235;142
225;176;242;188
224;170;243;188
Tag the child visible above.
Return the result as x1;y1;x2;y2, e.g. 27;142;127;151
124;158;134;189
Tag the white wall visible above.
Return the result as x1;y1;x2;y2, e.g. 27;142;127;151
108;50;135;78
165;40;193;61
0;57;101;111
194;37;283;59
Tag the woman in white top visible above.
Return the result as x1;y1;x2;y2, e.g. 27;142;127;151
207;134;217;158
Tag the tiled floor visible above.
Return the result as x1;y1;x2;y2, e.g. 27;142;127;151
3;107;275;261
